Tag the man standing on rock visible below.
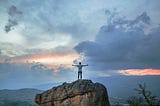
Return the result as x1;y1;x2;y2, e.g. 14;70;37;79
72;62;88;80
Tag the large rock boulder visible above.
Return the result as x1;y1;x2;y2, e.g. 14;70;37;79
35;80;110;106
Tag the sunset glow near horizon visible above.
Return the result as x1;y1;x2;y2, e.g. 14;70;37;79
20;54;79;65
1;54;160;76
118;69;160;76
0;53;80;72
0;0;160;89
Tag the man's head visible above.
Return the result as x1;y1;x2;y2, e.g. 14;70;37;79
79;62;81;65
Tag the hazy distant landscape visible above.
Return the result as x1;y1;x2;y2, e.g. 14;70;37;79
0;89;42;106
0;75;160;105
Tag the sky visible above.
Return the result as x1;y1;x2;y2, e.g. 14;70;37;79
0;0;160;89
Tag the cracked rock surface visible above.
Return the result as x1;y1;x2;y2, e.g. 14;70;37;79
35;80;110;106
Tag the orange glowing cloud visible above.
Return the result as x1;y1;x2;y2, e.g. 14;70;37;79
26;54;79;64
6;53;78;64
0;59;4;62
3;53;79;71
1;53;80;73
118;69;160;76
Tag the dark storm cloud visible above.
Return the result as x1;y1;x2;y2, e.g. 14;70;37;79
104;9;150;29
5;5;22;33
8;5;22;16
75;12;160;70
30;62;49;71
5;19;17;33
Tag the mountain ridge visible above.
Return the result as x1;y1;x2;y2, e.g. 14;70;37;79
0;88;42;106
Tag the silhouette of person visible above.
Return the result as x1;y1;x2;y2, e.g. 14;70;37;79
72;62;88;79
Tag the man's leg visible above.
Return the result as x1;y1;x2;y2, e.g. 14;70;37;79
79;72;82;79
80;73;82;79
78;72;79;79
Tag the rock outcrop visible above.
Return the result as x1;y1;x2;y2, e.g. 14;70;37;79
35;80;110;106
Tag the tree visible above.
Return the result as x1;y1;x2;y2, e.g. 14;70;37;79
134;83;160;106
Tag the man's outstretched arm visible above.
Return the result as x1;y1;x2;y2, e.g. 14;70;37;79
82;64;88;67
72;64;78;66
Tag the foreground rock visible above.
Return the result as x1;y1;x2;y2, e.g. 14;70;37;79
35;80;110;106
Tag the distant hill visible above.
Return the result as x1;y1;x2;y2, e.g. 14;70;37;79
0;88;43;106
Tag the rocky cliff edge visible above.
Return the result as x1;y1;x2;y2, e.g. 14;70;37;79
35;79;110;106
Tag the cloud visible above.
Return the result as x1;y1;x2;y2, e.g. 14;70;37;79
2;0;158;57
5;19;18;33
5;5;22;33
118;69;160;76
0;61;76;89
1;0;108;48
104;9;151;30
75;12;160;71
0;42;78;59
